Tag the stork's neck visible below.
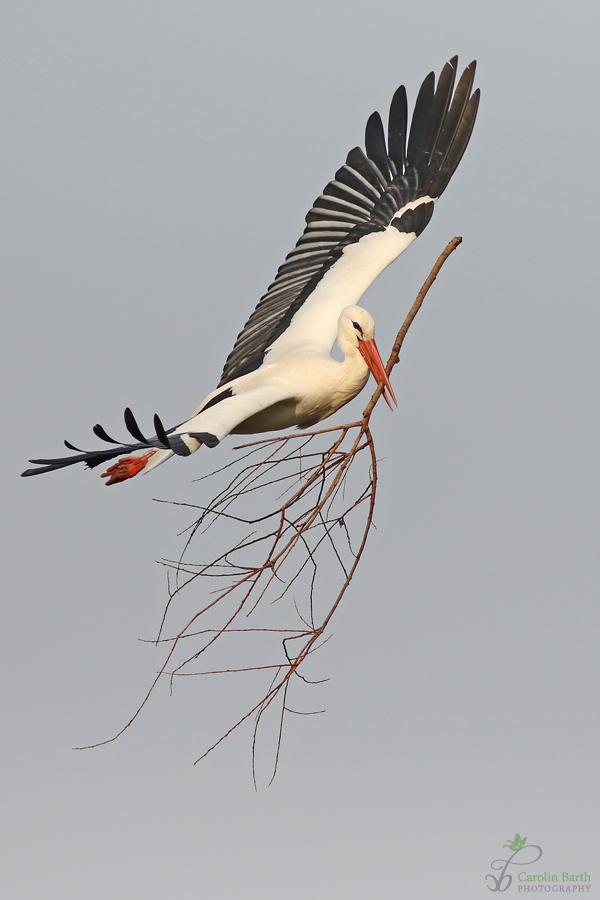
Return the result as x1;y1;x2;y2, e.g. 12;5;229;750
337;331;365;368
334;334;370;397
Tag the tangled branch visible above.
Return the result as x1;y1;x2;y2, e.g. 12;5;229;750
76;237;462;781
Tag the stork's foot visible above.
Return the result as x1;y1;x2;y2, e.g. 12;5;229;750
101;450;156;485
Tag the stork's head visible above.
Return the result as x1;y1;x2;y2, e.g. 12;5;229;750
337;305;376;350
337;306;397;409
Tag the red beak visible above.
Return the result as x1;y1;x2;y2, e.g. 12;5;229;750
358;338;398;410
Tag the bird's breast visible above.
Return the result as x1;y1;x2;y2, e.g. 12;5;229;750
227;353;369;435
281;355;369;427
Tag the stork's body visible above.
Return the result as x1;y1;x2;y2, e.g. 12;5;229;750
103;306;395;483
22;57;480;484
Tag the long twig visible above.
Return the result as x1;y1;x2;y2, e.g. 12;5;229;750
75;237;462;775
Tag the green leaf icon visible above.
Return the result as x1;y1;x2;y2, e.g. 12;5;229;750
503;833;527;851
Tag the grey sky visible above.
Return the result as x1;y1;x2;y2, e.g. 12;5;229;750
1;1;599;897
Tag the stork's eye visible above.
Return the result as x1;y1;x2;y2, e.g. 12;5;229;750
352;321;363;336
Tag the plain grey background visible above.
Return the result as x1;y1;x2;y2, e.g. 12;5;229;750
1;1;598;897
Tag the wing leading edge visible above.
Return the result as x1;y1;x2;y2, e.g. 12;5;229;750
218;56;479;386
21;58;479;480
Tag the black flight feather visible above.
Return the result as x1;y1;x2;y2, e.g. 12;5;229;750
364;111;391;183
23;58;480;478
218;58;479;388
406;71;435;167
387;85;407;174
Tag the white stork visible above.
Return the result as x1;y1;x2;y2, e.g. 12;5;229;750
22;57;479;485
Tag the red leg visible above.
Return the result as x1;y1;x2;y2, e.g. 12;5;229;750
101;450;156;485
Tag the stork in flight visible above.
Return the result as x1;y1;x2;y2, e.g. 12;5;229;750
22;57;479;485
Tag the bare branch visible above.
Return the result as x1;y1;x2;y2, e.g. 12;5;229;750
76;238;462;778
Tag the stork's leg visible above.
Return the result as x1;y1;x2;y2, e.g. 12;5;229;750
101;450;156;485
101;384;294;484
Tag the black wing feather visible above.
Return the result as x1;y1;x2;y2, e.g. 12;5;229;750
406;71;435;167
428;61;477;196
218;57;479;388
364;112;392;183
420;57;457;168
387;85;407;175
430;87;480;198
23;59;480;478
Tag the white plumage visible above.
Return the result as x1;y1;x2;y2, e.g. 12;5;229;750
138;305;395;479
22;57;479;485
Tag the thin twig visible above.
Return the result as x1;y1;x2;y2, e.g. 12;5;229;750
76;238;462;777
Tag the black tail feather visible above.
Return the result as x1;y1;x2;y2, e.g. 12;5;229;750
92;423;122;444
21;407;179;477
153;414;171;449
124;407;149;444
21;443;141;477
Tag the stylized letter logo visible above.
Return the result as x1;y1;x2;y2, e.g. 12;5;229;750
486;841;543;892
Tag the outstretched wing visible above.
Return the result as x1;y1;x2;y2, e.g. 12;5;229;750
218;57;479;386
22;58;479;479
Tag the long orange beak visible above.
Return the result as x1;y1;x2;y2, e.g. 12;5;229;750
358;338;398;410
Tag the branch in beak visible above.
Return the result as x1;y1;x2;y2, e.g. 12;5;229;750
358;338;398;410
